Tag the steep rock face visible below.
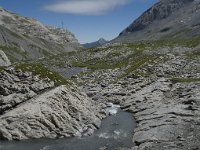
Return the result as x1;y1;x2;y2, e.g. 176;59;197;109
0;68;104;141
0;8;81;62
120;0;194;35
116;0;200;42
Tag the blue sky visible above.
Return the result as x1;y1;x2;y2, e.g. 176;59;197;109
0;0;158;43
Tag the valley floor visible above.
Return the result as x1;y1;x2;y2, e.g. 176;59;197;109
70;43;200;150
1;39;200;150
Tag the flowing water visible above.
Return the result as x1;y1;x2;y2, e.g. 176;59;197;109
0;105;136;150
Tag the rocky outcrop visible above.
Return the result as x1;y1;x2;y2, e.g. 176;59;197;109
0;68;104;141
120;0;194;35
122;77;200;150
0;50;11;66
0;67;54;115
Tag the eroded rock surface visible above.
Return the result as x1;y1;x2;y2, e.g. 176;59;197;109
0;68;104;141
0;67;54;115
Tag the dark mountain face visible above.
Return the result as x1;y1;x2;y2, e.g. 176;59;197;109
115;0;200;43
120;0;194;35
82;38;107;48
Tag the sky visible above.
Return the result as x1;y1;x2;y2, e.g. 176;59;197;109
0;0;158;44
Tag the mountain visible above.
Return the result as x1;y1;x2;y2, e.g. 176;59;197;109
0;7;81;64
114;0;200;43
83;38;107;48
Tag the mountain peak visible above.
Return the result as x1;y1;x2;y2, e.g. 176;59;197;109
119;0;195;36
83;38;108;48
115;0;199;42
98;38;107;44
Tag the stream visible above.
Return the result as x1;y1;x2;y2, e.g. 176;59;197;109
0;104;136;150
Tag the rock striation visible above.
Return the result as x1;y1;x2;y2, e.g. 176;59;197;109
0;68;104;141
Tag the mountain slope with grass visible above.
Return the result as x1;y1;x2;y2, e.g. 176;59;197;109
0;7;81;64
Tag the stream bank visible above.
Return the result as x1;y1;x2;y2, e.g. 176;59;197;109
0;104;136;150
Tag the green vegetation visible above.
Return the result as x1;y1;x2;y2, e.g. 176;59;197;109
72;41;158;72
72;43;157;81
119;55;156;79
85;44;124;53
160;27;171;32
72;51;131;70
171;77;200;83
171;28;192;37
186;50;200;59
42;37;200;72
0;43;26;55
0;66;5;72
0;44;28;62
127;42;153;50
72;59;117;70
15;63;69;86
0;45;18;51
9;30;23;39
22;34;30;38
37;37;200;84
127;37;200;49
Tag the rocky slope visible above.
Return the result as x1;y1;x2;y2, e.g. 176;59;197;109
0;67;105;140
0;7;81;63
0;28;200;150
53;36;200;149
115;0;200;42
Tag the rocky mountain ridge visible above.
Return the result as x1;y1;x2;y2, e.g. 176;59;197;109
0;8;79;44
115;0;200;42
0;7;81;64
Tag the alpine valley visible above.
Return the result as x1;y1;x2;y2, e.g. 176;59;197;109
0;0;200;150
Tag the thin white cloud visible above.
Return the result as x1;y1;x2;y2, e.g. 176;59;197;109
44;0;131;15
